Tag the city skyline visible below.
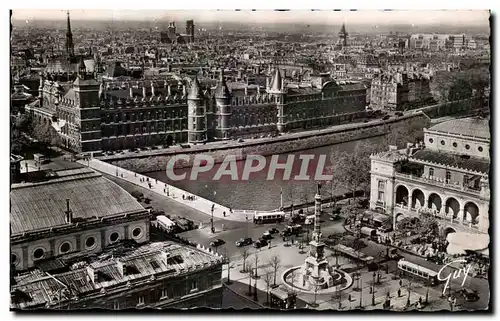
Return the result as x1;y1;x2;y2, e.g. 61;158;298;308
12;9;490;27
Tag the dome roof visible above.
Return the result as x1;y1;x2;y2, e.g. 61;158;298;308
429;117;490;140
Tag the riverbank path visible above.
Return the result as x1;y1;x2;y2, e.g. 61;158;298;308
79;158;251;222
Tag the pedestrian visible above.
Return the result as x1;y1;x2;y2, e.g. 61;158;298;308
348;294;352;301
134;173;137;177
183;195;185;200
399;280;402;287
419;297;422;305
155;179;157;184
397;288;401;297
121;173;123;177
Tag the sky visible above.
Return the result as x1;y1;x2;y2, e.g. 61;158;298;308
11;9;490;27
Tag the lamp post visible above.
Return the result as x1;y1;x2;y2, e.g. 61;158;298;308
406;280;412;307
359;273;363;309
372;272;376;306
211;203;215;234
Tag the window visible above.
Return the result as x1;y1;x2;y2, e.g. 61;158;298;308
59;242;71;254
33;248;45;260
464;175;469;186
429;168;434;177
465;144;470;150
132;227;143;239
378;181;385;190
11;253;18;265
109;232;120;243
113;301;120;310
378;191;384;202
161;288;168;299
191;280;198;290
85;236;97;250
446;171;451;182
453;142;457;147
478;146;483;152
138;296;145;305
440;140;445;146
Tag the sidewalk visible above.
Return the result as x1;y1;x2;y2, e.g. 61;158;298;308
80;158;247;222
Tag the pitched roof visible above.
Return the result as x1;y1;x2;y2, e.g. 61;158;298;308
214;70;231;99
10;168;145;234
188;77;203;100
269;68;282;92
411;149;490;174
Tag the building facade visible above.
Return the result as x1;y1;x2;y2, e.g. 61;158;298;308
370;72;433;111
369;117;490;238
26;68;367;154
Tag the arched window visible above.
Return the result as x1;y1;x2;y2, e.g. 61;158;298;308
446;171;451;183
429;168;434;177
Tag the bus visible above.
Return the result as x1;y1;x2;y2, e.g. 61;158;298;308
397;259;440;285
304;214;316;225
253;211;285;224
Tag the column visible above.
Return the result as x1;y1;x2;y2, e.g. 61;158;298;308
458;209;464;223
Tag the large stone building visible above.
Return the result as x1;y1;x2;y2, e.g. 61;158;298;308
369;117;490;238
26;67;367;154
370;71;433;111
10;165;224;310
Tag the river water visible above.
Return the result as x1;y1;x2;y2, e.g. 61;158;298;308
146;135;386;211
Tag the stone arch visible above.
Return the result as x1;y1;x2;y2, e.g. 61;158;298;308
427;193;442;212
411;189;425;209
395;213;405;223
444;197;460;219
463;201;479;223
395;185;409;206
443;227;457;237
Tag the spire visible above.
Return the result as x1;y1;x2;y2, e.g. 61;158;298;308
188;77;203;100
214;69;231;99
269;68;283;93
66;11;75;60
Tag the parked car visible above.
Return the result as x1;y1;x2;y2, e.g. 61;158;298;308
151;146;159;150
210;239;225;247
382;115;391;120
236;237;253;247
460;289;479;302
262;231;272;240
238;138;244;143
395;111;404;117
268;227;279;234
253;239;268;248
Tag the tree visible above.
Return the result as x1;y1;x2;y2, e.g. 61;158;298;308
341;204;360;227
262;270;273;306
448;78;473;101
240;249;250;273
269;255;281;286
329;141;383;203
253;253;260;279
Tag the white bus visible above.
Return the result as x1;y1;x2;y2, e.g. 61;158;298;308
254;211;285;224
397;259;439;285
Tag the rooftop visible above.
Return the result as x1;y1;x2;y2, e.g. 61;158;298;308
411;149;490;174
427;117;490;140
10;168;145;235
11;241;223;309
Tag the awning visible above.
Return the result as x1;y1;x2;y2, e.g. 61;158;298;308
446;232;489;256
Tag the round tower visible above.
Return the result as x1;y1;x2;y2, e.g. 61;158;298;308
267;68;286;133
214;69;232;140
187;77;207;144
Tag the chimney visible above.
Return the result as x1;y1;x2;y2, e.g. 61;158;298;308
244;86;248;96
388;145;398;151
86;266;98;284
257;86;260;95
129;87;133;98
160;251;170;263
142;86;147;98
116;260;125;278
151;82;155;97
281;78;285;91
164;80;168;88
266;77;270;90
65;199;73;224
182;85;187;97
167;85;172;96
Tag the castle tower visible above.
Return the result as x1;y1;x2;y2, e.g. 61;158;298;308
65;11;75;61
267;68;286;133
73;77;101;153
187;77;207;144
338;22;348;48
214;69;232;140
186;20;195;43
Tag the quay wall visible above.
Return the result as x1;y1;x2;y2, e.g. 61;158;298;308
105;112;432;173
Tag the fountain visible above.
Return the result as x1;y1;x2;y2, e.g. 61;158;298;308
282;184;352;294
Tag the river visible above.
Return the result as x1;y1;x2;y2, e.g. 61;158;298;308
146;135;386;211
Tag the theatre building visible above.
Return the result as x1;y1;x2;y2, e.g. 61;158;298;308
10;166;223;310
368;117;490;238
